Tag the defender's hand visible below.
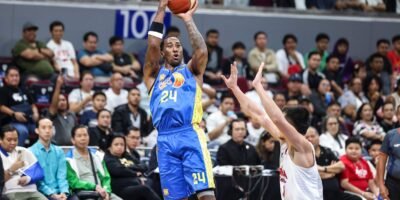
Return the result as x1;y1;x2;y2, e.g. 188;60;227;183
221;62;239;89
252;62;265;89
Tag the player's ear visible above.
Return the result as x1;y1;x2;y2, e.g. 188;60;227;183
160;51;165;58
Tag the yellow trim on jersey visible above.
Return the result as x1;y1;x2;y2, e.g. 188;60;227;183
191;83;203;125
193;125;215;188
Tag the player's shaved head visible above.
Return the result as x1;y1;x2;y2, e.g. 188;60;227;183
161;36;183;67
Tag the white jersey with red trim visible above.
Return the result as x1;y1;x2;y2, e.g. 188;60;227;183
279;142;323;200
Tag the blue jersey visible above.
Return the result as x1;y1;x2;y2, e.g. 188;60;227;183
150;64;203;131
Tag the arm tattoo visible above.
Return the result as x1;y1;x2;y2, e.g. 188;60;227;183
185;19;206;52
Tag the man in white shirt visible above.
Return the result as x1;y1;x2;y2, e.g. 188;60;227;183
68;71;95;114
104;72;128;113
0;124;46;200
276;34;305;79
245;76;273;109
47;21;79;79
245;116;265;146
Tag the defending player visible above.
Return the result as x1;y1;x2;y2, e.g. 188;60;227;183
222;62;323;200
143;0;215;200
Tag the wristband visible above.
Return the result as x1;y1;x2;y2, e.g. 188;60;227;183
148;22;164;39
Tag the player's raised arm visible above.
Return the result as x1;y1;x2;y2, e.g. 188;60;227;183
176;0;208;79
143;0;168;91
221;62;281;139
252;64;312;154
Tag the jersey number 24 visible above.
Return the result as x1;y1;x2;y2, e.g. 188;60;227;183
160;90;177;103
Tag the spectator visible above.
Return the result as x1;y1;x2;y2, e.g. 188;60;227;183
302;51;325;90
273;92;287;110
306;0;340;9
104;72;128;113
305;33;330;71
77;31;114;77
379;101;397;132
388;34;400;76
112;87;150;136
276;34;305;78
286;97;300;107
48;76;77;145
245;76;273;109
29;118;70;199
338;77;368;111
326;102;350;136
331;38;354;83
109;36;141;81
222;42;252;79
363;75;384;117
47;21;79;80
89;109;113;152
248;31;279;84
201;83;218;114
367;53;391;95
217;119;261;166
353;61;368;81
392;78;400;108
206;94;236;148
284;73;304;100
0;125;46;200
204;29;223;84
0;66;39;146
80;91;107;128
66;125;121;200
376;128;400;200
68;71;94;114
12;22;54;80
323;55;344;97
245;116;265;146
255;131;279;169
366;39;392;78
104;135;161;200
340;137;379;200
366;139;381;176
300;95;315;116
305;127;361;200
353;103;385;147
359;0;386;11
125;127;142;161
165;26;191;63
320;116;348;156
310;79;334;123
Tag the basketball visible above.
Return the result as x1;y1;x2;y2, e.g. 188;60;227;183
168;0;196;14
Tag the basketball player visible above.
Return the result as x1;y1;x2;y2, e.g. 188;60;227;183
143;0;215;200
222;62;323;200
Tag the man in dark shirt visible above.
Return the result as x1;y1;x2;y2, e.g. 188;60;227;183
380;101;397;133
217;119;260;166
89;109;113;151
0;66;39;146
222;42;252;80
302;51;325;90
109;36;142;80
323;55;344;96
204;29;223;85
112;87;151;137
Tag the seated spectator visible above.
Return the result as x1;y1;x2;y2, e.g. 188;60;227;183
286;97;299;107
330;38;354;83
206;94;236;148
222;42;252;79
104;135;161;200
89;109;113;152
77;32;114;77
310;79;335;123
245;76;273;109
29;118;71;199
109;36;141;80
245;116;265;146
48;76;76;145
204;29;223;84
0;66;39;146
201;83;218;114
366;139;382;177
353;103;385;147
338;77;368;111
366;39;392;80
367;53;391;95
47;21;79;80
273;92;287;110
388;34;400;76
104;73;128;113
340;137;379;199
363;76;384;117
165;26;191;63
320;116;348;156
323;55;343;97
66;125;122;200
0;125;46;200
276;34;305;78
248;31;279;84
255;131;279;169
305;33;330;71
305;127;361;200
376;128;400;200
217;119;261;166
112;87;150;136
284;73;304;100
306;0;340;9
379;101;397;132
68;71;94;114
125;127;143;161
80;91;107;128
12;22;54;80
302;51;325;90
326;102;350;136
300;95;315;115
359;0;386;11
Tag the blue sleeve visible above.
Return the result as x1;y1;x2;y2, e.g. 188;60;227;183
77;50;87;61
56;148;69;194
23;162;44;184
80;112;88;125
381;131;392;154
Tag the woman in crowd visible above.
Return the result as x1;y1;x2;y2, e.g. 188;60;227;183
352;103;385;147
256;131;280;169
363;75;384;119
331;38;354;82
320;115;348;156
310;79;335;125
104;135;161;200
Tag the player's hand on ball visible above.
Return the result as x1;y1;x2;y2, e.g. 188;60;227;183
176;0;199;21
221;62;238;89
158;0;168;9
252;62;265;89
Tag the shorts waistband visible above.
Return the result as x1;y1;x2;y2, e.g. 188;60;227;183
158;124;196;135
